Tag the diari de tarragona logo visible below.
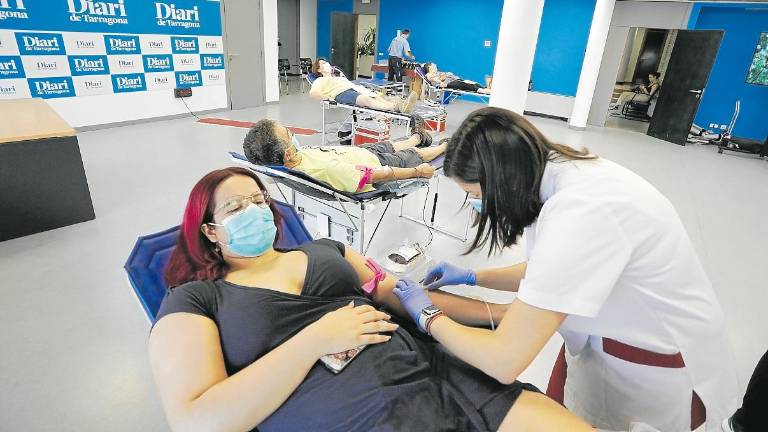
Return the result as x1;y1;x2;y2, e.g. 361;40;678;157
66;0;128;26
111;73;146;93
0;55;25;78
201;54;224;70
155;2;200;29
0;0;28;20
104;34;140;54
143;54;173;72
28;77;76;98
68;55;110;76
175;71;201;88
15;32;66;55
171;36;198;54
0;81;21;97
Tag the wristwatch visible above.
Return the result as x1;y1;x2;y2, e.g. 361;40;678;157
418;305;444;334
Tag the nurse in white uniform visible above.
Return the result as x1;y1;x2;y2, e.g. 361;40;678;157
393;107;739;431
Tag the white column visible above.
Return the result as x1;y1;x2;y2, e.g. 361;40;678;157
568;0;616;129
489;0;545;114
262;0;279;102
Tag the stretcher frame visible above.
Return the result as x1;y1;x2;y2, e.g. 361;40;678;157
415;67;491;106
229;153;471;254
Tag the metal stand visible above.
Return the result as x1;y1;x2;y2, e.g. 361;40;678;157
398;175;471;242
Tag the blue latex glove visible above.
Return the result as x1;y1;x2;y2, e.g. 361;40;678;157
422;261;476;291
393;278;433;332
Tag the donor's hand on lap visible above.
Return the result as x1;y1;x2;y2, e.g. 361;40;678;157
304;302;397;357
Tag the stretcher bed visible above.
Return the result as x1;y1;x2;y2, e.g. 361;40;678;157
306;71;445;144
415;66;491;106
228;152;471;254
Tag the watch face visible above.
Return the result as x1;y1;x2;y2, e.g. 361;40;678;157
423;305;440;316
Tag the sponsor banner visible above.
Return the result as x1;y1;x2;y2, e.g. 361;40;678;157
0;30;20;55
154;1;201;31
175;70;201;88
107;54;141;74
27;76;76;98
72;74;112;96
171;36;198;54
202;69;224;86
0;0;29;26
68;54;109;75
173;53;199;71
197;36;222;54
145;71;175;91
0;1;222;36
15;32;66;55
0;78;30;99
111;72;145;93
200;53;223;70
0;55;25;78
143;54;173;73
63;32;106;55
104;34;140;54
21;55;71;78
139;34;170;54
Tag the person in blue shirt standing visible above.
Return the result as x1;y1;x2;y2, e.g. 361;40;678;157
387;29;414;82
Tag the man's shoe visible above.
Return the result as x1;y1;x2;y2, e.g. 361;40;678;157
409;113;425;136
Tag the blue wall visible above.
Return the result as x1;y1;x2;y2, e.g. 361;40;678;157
530;0;596;96
316;0;353;60
316;0;594;97
689;4;768;141
376;0;503;84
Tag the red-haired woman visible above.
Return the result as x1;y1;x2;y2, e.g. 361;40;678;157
148;167;596;432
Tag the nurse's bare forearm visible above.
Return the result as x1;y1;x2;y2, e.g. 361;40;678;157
374;275;507;326
429;299;565;385
431;291;508;326
475;262;527;292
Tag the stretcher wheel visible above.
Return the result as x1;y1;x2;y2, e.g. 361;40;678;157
718;148;723;154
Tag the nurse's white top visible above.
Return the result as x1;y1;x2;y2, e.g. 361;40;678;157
517;157;739;430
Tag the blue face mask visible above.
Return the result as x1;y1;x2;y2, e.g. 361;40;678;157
215;204;277;257
469;198;483;213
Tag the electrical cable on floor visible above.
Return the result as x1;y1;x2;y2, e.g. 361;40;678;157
180;96;202;121
421;183;434;249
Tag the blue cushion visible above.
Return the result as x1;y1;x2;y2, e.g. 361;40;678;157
124;200;313;321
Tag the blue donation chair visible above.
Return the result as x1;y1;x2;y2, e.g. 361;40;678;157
124;200;313;321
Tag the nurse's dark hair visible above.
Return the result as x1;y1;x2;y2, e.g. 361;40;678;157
444;107;596;255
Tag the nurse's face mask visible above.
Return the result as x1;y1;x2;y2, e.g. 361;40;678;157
468;198;483;213
209;191;277;257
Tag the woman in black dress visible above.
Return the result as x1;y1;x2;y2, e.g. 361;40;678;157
148;167;594;432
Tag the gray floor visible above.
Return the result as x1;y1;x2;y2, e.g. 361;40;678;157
1;94;767;431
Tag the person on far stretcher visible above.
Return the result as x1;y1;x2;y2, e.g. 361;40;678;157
242;117;447;193
424;62;492;94
309;58;419;113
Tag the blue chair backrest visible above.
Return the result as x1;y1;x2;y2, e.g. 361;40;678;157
306;72;318;83
124;200;313;321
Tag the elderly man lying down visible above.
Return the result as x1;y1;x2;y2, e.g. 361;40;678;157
242;116;446;193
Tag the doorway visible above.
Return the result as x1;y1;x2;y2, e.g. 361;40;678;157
330;12;357;79
278;0;300;68
604;27;723;145
221;0;266;110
